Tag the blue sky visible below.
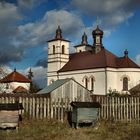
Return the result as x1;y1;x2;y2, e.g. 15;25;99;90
0;0;140;87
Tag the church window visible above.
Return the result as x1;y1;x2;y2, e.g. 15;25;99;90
123;77;128;91
85;78;88;89
53;45;55;54
91;77;94;91
62;45;65;54
82;76;89;89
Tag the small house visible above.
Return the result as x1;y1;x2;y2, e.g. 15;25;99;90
37;78;92;101
0;69;31;93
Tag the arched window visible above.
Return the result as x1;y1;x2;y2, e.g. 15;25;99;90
123;77;128;91
91;77;94;91
62;45;65;54
85;78;88;89
82;76;89;89
53;45;55;54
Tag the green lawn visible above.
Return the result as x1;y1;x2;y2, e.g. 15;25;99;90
0;119;140;140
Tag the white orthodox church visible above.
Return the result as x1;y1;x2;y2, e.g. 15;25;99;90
47;25;140;95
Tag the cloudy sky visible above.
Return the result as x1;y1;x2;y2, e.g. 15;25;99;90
0;0;140;88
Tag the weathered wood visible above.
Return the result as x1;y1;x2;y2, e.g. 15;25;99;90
0;94;140;122
0;103;23;129
0;110;19;129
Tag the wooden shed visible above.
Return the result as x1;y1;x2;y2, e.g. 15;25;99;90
0;103;23;130
71;102;101;128
37;78;92;101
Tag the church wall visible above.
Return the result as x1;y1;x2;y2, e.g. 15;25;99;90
57;68;106;95
76;45;86;52
117;68;140;92
48;67;140;95
106;68;140;93
47;71;58;85
106;68;119;93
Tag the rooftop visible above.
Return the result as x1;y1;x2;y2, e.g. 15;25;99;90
58;48;139;72
0;69;31;83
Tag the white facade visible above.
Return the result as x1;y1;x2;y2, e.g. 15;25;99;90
75;45;92;53
48;68;140;95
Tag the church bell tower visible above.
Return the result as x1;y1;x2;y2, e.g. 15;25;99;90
47;26;70;85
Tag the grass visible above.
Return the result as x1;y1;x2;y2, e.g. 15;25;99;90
0;119;140;140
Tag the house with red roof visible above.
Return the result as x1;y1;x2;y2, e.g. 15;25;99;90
47;26;140;95
0;69;31;93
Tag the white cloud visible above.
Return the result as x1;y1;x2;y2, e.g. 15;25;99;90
0;2;23;64
17;9;85;47
0;2;20;21
72;0;139;29
102;11;134;29
72;0;130;14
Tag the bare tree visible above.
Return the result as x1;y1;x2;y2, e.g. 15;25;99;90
0;65;11;93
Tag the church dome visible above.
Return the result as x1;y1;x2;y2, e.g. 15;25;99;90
92;25;103;36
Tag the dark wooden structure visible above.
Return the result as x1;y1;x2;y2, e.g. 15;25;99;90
71;102;101;128
0;103;23;130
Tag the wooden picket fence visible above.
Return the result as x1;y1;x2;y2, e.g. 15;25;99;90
0;94;73;122
93;95;140;122
0;93;140;122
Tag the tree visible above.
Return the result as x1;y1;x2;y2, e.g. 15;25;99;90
27;68;40;93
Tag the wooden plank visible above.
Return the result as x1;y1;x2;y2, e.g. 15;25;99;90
43;97;47;118
61;98;64;122
32;97;35;119
40;97;43;119
47;98;50;119
137;97;140;122
29;97;32;118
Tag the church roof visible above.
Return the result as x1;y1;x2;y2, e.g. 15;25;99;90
47;25;70;42
74;44;92;48
47;38;70;42
92;25;103;36
58;48;139;72
0;70;31;83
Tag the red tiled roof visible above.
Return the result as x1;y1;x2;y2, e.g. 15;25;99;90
13;86;28;93
0;70;31;83
58;48;139;72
